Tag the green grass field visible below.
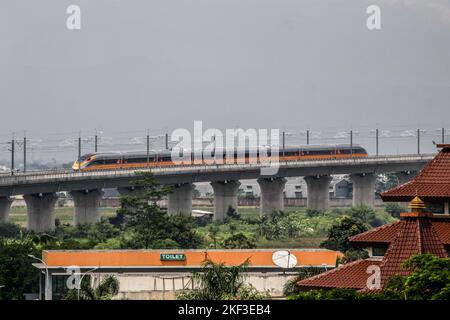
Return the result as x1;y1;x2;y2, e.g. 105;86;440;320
9;205;295;226
9;205;391;249
9;206;117;227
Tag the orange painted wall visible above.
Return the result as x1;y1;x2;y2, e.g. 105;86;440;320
42;249;341;267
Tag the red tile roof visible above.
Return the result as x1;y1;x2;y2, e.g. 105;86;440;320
432;220;450;244
298;214;449;290
382;146;450;201
348;221;403;245
379;216;448;285
297;147;450;291
349;218;450;246
297;259;382;290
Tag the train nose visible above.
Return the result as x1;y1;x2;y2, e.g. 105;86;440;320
72;162;79;170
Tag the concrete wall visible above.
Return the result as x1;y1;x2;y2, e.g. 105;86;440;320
101;272;296;300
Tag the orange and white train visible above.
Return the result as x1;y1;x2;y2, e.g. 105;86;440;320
72;144;368;171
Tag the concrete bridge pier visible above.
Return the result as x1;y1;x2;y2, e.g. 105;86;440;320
0;197;13;222
24;193;58;232
257;177;287;216
304;175;332;211
211;180;241;221
350;173;377;207
167;183;193;216
70;189;104;225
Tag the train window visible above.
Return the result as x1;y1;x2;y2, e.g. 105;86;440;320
103;158;119;164
79;154;94;161
87;160;102;166
126;157;147;163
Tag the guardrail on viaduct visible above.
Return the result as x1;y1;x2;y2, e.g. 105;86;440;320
0;153;434;187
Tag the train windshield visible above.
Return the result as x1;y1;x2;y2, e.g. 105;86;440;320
78;153;94;162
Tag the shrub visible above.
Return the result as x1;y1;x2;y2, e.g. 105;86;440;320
384;203;406;219
0;222;23;239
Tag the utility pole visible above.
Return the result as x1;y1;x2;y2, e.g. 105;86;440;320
375;128;379;156
306;130;310;145
78;134;82;160
23;135;27;173
442;127;445;144
165;132;169;150
146;130;150;166
350;130;353;156
417;128;420;154
282;131;285;157
9;137;15;172
94;130;98;153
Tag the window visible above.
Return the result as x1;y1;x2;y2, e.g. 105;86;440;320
87;159;103;166
126;157;148;163
104;158;120;164
425;202;444;214
284;150;298;157
372;246;387;257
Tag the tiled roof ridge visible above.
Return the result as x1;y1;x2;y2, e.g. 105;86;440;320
417;219;423;253
348;220;403;243
382;180;423;197
417;218;448;256
378;221;418;285
297;259;366;285
379;221;408;271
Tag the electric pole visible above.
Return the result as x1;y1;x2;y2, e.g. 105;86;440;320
350;130;353;156
78;134;82;160
9;138;15;172
417;128;420;155
376;128;379;156
146;130;150;166
94;130;98;153
23;135;27;173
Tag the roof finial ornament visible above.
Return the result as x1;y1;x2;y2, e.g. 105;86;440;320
409;194;425;213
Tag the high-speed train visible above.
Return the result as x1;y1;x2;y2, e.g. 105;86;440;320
72;144;368;171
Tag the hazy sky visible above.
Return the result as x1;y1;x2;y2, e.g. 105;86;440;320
1;0;450;136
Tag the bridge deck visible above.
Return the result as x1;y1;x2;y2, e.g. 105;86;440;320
0;154;433;196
